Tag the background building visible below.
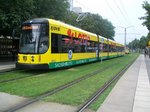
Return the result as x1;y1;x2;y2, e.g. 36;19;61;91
73;7;82;14
68;0;73;11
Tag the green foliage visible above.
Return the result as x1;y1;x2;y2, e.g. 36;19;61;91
0;0;69;37
0;0;34;36
128;1;150;50
0;53;138;108
33;0;69;19
0;0;114;40
142;1;150;31
128;36;148;50
89;53;139;110
128;39;140;50
43;53;138;110
79;13;115;39
139;36;149;48
63;11;80;27
0;59;118;97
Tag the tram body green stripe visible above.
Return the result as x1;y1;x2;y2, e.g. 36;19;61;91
48;58;98;69
48;54;124;69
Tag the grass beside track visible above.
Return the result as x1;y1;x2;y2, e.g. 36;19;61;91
0;53;138;111
89;77;120;111
0;70;49;82
0;56;125;97
43;53;139;110
89;53;139;111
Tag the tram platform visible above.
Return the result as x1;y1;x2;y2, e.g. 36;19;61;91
0;61;16;71
97;54;150;112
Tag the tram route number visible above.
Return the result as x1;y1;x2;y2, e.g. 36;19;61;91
51;26;60;31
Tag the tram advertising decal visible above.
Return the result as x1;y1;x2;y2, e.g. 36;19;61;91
67;29;90;45
68;50;73;60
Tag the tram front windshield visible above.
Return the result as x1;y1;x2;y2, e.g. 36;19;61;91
19;24;49;54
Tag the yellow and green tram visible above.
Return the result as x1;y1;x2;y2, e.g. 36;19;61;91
16;18;125;69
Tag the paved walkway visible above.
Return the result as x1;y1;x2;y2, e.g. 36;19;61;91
97;55;150;112
133;55;150;112
0;92;78;112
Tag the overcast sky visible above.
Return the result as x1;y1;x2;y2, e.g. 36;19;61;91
73;0;149;44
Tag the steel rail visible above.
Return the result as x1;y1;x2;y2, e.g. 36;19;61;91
0;70;51;84
76;57;138;112
0;68;18;74
4;62;118;112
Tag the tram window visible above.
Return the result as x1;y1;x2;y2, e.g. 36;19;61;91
102;43;105;52
118;47;121;52
108;45;111;52
62;35;83;53
118;47;120;52
86;41;98;52
61;35;70;53
74;45;81;52
112;46;116;52
109;45;114;52
51;33;58;53
39;24;49;53
51;33;98;53
39;37;48;53
51;33;72;53
118;47;124;52
117;46;123;52
74;38;82;53
116;46;118;52
51;33;59;53
39;36;48;53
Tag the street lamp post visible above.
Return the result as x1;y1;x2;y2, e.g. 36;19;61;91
125;28;126;47
118;26;134;48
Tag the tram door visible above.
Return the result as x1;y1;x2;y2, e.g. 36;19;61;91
51;33;61;62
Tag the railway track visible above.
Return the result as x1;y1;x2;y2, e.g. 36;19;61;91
0;61;117;84
4;62;118;112
0;70;51;84
76;57;137;112
0;68;18;74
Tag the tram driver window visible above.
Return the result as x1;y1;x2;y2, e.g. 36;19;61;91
39;24;49;53
39;37;48;53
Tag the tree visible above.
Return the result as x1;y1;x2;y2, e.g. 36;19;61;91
141;1;150;31
0;0;35;37
33;0;69;20
0;0;115;40
128;36;149;50
128;1;150;51
128;39;140;50
63;11;80;27
141;1;150;42
139;36;148;49
53;12;115;39
74;13;115;39
0;0;69;37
